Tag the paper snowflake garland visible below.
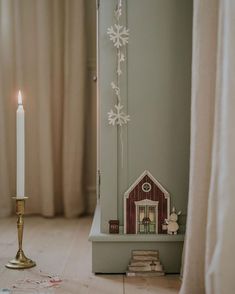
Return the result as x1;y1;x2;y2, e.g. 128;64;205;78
111;82;121;100
107;24;129;48
108;103;130;126
115;0;123;20
117;52;125;76
115;7;122;20
107;0;130;131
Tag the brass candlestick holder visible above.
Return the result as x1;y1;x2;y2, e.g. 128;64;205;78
5;197;36;269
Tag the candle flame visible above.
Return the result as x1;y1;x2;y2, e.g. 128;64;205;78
18;90;23;105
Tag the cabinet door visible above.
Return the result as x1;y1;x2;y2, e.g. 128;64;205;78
98;0;192;233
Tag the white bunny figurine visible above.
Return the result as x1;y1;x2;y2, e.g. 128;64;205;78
166;207;181;235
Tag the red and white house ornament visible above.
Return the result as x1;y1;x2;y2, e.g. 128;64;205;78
124;170;170;234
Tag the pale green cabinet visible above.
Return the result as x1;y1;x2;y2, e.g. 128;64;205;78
90;0;192;273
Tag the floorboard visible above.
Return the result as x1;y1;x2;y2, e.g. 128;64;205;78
0;216;181;293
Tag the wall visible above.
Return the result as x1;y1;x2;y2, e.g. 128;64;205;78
124;0;192;230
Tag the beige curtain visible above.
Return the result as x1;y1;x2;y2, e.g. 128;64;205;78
180;0;235;293
0;0;87;217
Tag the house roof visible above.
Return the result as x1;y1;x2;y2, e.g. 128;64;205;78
124;170;170;199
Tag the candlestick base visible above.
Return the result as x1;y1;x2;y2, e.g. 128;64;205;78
5;197;36;270
6;249;36;269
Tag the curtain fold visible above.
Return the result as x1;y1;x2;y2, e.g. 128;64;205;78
63;0;86;217
0;0;87;217
180;0;235;293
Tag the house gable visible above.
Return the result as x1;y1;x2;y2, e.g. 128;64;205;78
124;170;170;199
124;170;170;234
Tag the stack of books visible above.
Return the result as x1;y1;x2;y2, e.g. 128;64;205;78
126;250;165;277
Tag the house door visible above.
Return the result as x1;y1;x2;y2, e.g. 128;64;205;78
138;205;157;234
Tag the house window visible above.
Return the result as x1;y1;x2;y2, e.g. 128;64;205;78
138;206;146;233
137;205;156;234
148;206;156;233
142;182;152;193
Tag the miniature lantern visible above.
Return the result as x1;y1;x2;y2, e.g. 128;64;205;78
150;260;156;271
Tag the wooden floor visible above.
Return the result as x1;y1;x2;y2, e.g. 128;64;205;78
0;216;181;293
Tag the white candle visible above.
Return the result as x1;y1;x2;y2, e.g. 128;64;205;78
16;90;25;199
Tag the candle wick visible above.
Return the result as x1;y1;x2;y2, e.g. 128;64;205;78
18;90;23;105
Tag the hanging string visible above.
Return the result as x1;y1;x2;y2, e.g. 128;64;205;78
120;126;124;168
117;1;123;168
107;0;130;168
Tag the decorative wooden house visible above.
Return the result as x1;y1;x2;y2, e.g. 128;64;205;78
124;170;170;234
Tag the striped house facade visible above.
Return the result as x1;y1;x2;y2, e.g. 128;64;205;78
124;171;170;234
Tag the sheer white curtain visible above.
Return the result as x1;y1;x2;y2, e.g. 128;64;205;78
0;0;87;217
180;0;235;293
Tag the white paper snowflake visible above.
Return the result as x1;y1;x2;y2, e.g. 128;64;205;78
107;24;129;48
108;103;130;126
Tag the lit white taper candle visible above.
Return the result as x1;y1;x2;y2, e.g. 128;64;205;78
16;90;25;199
